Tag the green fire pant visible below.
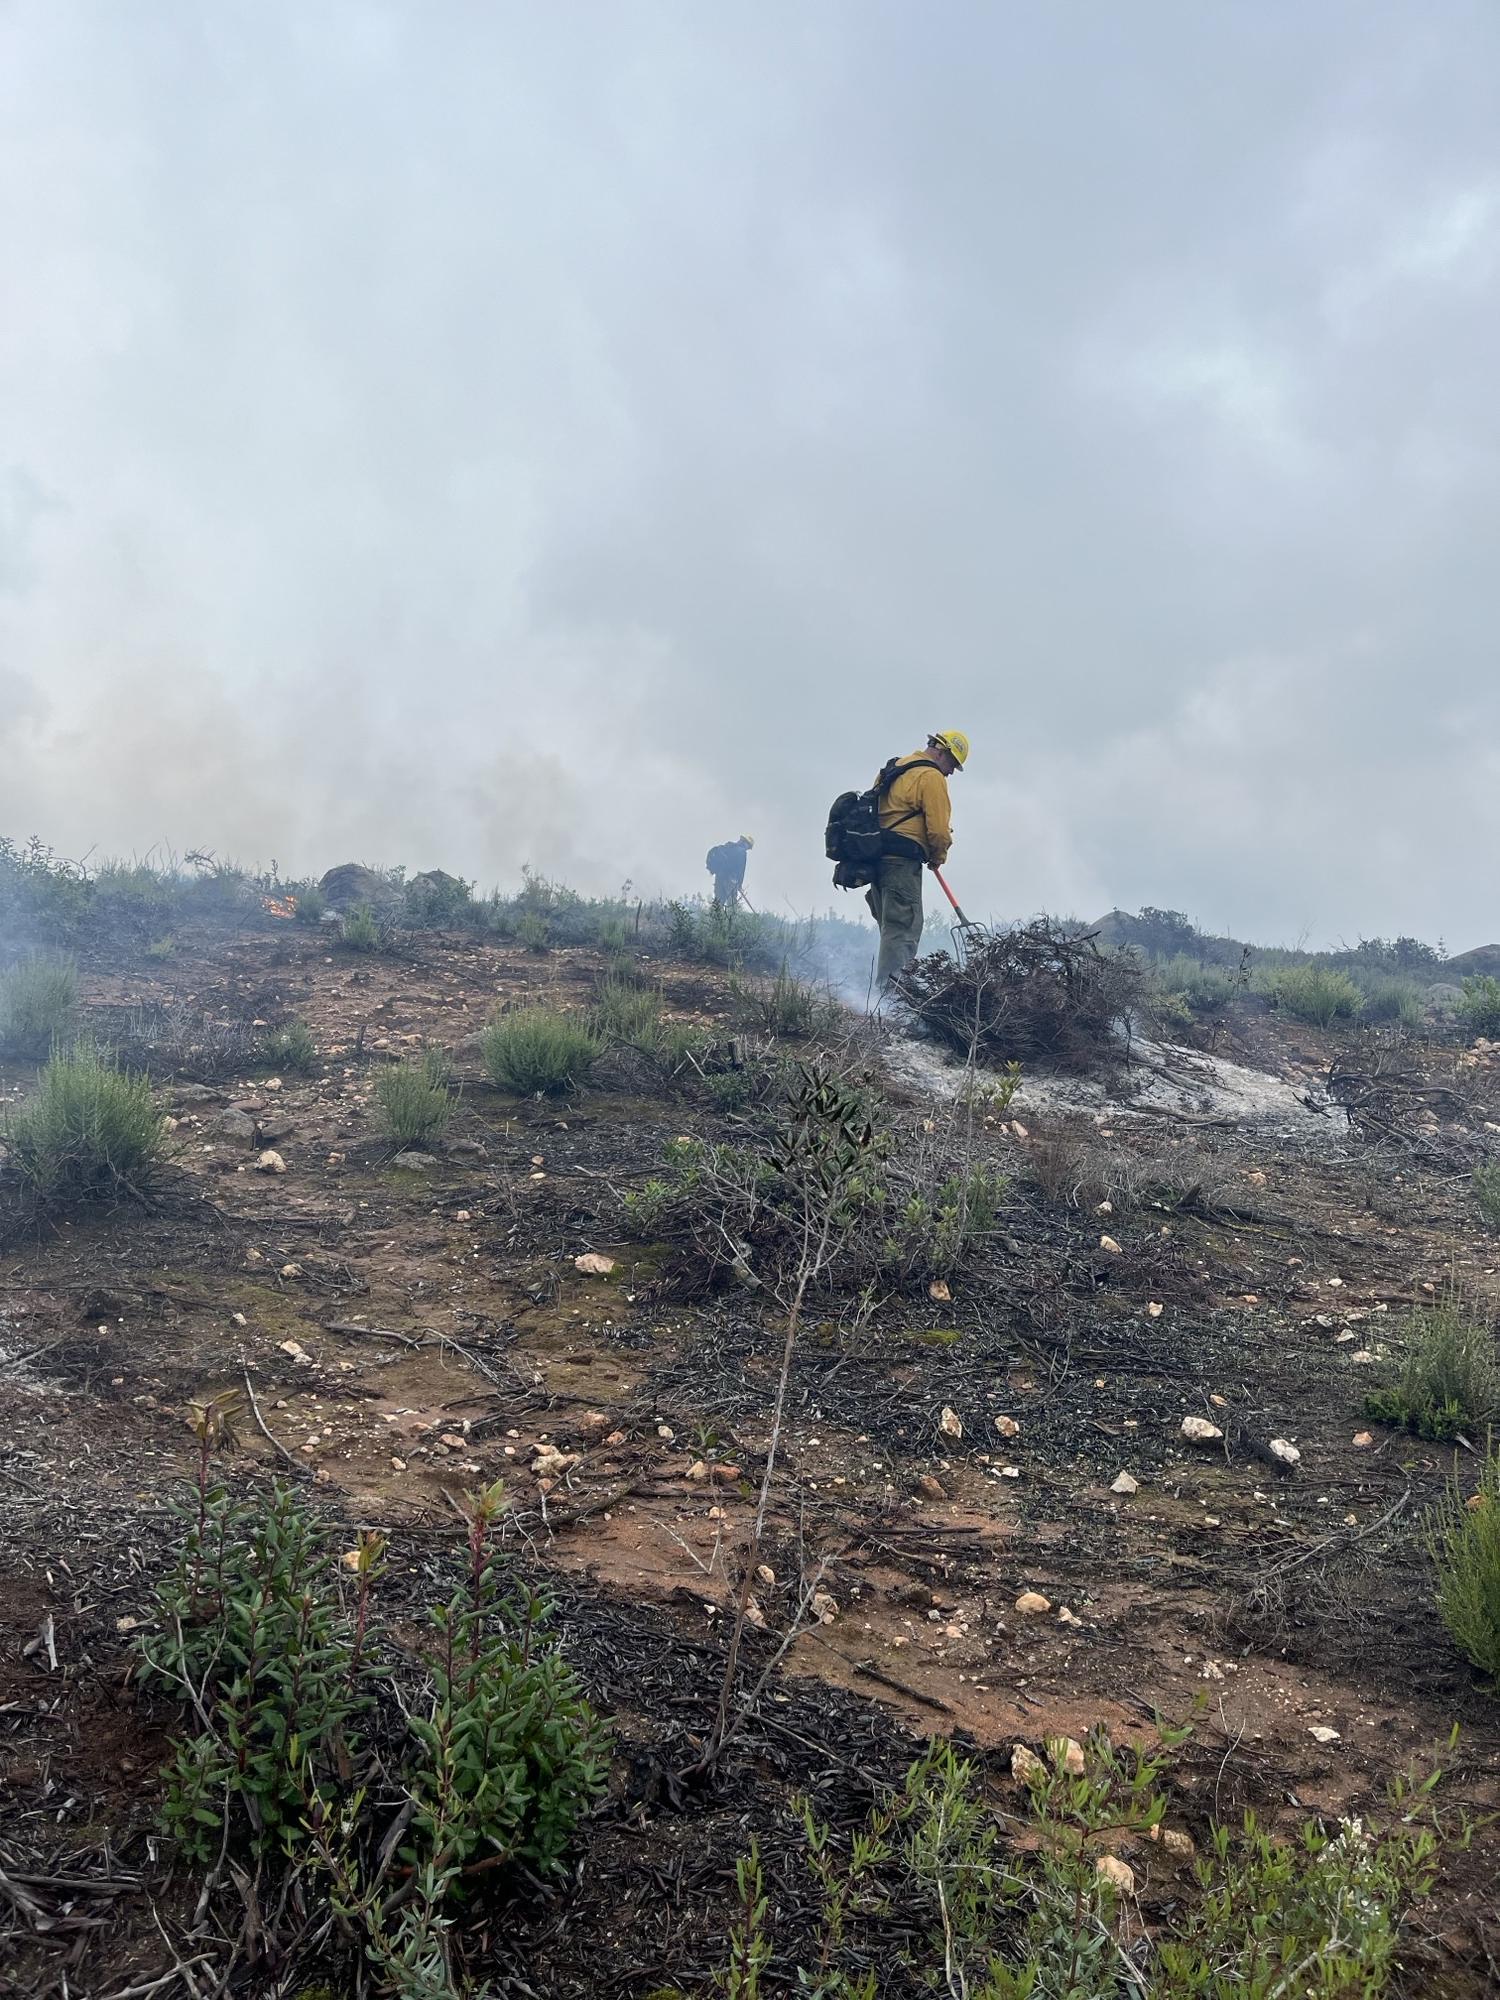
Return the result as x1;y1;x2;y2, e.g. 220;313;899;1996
866;855;925;987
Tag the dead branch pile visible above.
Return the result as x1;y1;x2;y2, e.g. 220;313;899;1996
1326;1038;1483;1168
893;922;1144;1073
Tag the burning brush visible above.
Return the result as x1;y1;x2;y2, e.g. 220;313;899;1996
262;893;298;919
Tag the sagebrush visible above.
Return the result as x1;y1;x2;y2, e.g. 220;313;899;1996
0;953;79;1056
376;1047;456;1144
1364;1299;1499;1441
3;1041;165;1199
482;1007;601;1096
1427;1441;1500;1685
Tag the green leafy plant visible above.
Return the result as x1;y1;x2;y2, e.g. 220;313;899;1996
375;1047;456;1145
592;970;665;1049
1458;975;1500;1038
3;1040;165;1199
1268;965;1361;1028
732;963;834;1039
341;903;382;952
1364;1298;1499;1440
1361;978;1424;1030
262;1019;317;1074
293;882;326;925
516;911;550;953
139;1462;607;1988
0;953;78;1057
1427;1442;1500;1684
481;1007;601;1096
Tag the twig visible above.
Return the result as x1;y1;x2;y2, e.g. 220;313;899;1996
240;1369;311;1479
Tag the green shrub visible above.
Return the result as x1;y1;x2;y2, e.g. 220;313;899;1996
293;882;326;925
4;1041;165;1199
516;911;551;953
592;970;664;1048
671;1727;1446;2000
1362;978;1424;1029
341;902;382;951
261;1019;317;1074
482;1007;601;1096
707;1069;753;1112
879;1164;1009;1280
0;954;78;1056
375;1047;456;1144
145;935;177;962
1151;953;1243;1015
1474;1163;1500;1232
1364;1298;1500;1440
1268;965;1361;1028
1427;1442;1500;1684
1459;975;1500;1038
139;1470;607;1980
733;963;834;1038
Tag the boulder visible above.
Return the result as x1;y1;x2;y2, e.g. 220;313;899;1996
212;1109;257;1145
318;863;401;913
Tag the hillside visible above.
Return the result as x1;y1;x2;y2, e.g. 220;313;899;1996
1;888;1499;1995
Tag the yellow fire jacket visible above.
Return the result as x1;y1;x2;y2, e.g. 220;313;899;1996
876;750;953;867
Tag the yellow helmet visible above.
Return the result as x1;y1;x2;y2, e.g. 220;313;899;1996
931;729;970;769
738;833;755;848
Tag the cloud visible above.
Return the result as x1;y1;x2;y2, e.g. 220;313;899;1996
3;0;1499;946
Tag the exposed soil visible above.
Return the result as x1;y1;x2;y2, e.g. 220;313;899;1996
2;917;1499;1996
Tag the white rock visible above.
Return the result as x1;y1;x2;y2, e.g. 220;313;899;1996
810;1591;839;1624
1268;1437;1301;1466
1146;1301;1163;1318
1011;1743;1044;1782
684;1459;709;1483
927;1278;952;1301
1051;1736;1085;1775
1308;1725;1341;1745
1014;1590;1051;1615
1110;1472;1139;1495
574;1252;617;1275
993;1414;1021;1438
256;1149;287;1174
1180;1416;1223;1443
280;1262;303;1279
1058;1606;1083;1627
939;1406;964;1439
1099;1234;1123;1254
1095;1855;1135;1894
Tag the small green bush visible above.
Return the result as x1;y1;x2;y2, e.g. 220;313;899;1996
292;883;326;925
516;911;550;953
0;954;78;1056
734;963;833;1038
375;1047;456;1144
262;1019;317;1074
341;903;381;951
592;970;664;1048
1459;975;1500;1038
1361;978;1424;1030
1427;1442;1500;1684
145;935;177;962
482;1008;601;1096
139;1472;607;1981
1473;1163;1500;1232
4;1041;165;1199
1151;953;1243;1015
1268;964;1361;1028
1365;1299;1500;1440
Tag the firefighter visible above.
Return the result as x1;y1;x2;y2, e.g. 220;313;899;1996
706;833;754;907
867;731;969;985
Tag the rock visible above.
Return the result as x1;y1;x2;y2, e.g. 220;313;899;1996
212;1109;258;1144
928;1278;952;1301
756;1563;776;1587
656;1424;675;1442
1011;1743;1045;1782
810;1591;838;1624
319;862;401;913
1466;1492;1486;1513
604;1429;628;1447
440;1432;465;1451
916;1473;947;1500
174;1084;219;1104
1095;1855;1135;1894
1149;1825;1195;1859
574;1252;617;1276
256;1149;287;1174
1308;1725;1341;1745
993;1414;1021;1438
1051;1736;1085;1775
1180;1416;1223;1443
1268;1437;1301;1466
1146;1301;1163;1317
1110;1472;1139;1495
447;1138;486;1160
280;1262;303;1279
1010;1119;1029;1140
1352;1431;1373;1447
532;1446;579;1478
256;1113;294;1143
710;1463;742;1486
1099;1235;1123;1255
684;1460;709;1483
278;1338;310;1361
578;1410;610;1434
393;1150;436;1170
1058;1606;1083;1628
390;1456;406;1472
939;1406;964;1439
1014;1590;1051;1615
744;1597;766;1629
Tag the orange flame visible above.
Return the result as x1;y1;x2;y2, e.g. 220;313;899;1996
262;894;298;920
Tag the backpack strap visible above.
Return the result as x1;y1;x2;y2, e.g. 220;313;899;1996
876;756;942;831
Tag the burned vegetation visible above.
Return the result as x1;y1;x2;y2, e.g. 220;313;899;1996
1;857;1500;1998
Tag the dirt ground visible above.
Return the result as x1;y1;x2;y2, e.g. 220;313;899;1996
2;916;1499;1996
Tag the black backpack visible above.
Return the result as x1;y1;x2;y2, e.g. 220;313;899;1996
825;757;939;889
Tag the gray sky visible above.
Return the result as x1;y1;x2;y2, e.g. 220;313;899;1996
3;2;1498;948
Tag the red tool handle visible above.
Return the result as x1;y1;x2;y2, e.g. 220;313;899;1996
931;865;972;927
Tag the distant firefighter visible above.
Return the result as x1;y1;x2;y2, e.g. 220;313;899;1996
706;834;754;908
